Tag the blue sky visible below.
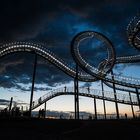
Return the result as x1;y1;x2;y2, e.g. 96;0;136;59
0;0;140;117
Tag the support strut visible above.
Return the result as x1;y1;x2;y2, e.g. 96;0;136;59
9;97;13;112
111;70;119;119
101;80;106;119
74;64;79;119
29;54;37;117
136;88;140;110
94;97;97;120
44;102;47;118
129;92;135;119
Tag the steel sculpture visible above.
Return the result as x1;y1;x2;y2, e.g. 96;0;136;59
0;15;139;116
0;16;139;90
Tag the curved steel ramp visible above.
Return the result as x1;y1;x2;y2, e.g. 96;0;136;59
32;87;139;110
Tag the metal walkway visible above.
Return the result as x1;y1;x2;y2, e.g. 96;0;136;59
32;87;139;110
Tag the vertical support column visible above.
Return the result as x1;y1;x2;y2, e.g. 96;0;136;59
74;78;77;119
74;64;79;120
44;102;47;118
101;80;106;119
111;70;119;119
129;92;135;119
9;97;13;111
94;97;97;120
136;88;140;110
29;54;37;117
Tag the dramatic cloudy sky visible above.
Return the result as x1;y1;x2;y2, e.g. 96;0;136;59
0;0;139;101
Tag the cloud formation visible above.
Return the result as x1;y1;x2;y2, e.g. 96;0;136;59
0;0;139;90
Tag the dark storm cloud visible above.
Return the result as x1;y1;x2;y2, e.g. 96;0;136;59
14;84;52;92
0;99;16;105
0;98;16;105
0;0;139;90
0;53;72;90
0;0;139;48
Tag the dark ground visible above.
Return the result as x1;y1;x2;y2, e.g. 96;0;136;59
0;117;140;140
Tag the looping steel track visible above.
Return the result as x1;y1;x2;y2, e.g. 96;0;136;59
0;15;139;92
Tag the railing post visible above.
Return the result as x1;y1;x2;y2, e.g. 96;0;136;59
111;70;119;119
29;54;37;117
129;92;135;119
101;80;106;119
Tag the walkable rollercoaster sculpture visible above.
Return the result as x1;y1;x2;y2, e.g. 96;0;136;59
0;15;140;111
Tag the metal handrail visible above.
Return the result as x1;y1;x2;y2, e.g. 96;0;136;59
32;87;139;110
